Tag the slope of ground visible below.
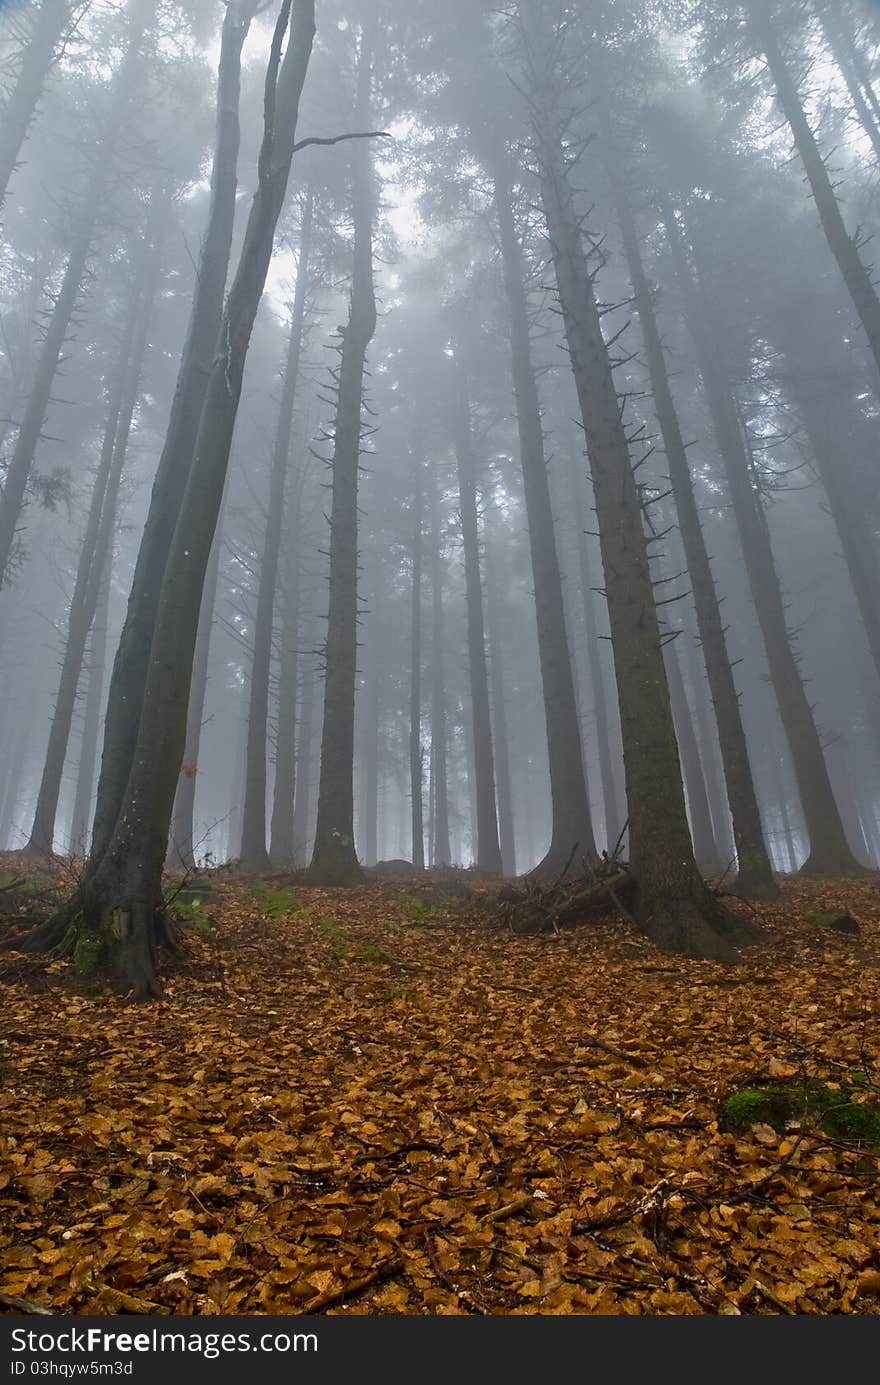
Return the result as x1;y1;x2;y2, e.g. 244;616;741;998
1;863;879;1316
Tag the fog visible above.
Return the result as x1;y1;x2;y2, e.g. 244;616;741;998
0;0;878;991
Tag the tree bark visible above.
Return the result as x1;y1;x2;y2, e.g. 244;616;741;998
451;369;502;877
241;192;313;871
517;0;750;959
87;0;256;871
664;201;865;876
490;135;598;874
614;181;777;896
0;0;72;212
310;21;377;885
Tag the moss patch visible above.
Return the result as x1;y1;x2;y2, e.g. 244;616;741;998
721;1078;880;1146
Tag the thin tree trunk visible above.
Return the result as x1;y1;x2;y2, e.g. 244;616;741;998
69;555;110;856
614;180;777;895
310;21;376;884
484;511;517;877
748;1;880;382
0;0;72;211
0;0;151;591
24;197;165;855
663;633;721;871
292;632;317;868
490;136;598;873
409;444;425;870
168;506;224;869
241;193;313;871
0;706;33;849
452;370;502;877
664;201;865;876
87;0;256;871
563;427;623;850
269;470;305;868
518;0;751;959
429;462;451;868
40;0;317;997
815;2;880;163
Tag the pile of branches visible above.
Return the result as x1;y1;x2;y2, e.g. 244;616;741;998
495;853;636;936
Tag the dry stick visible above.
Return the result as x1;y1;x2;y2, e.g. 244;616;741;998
479;1194;534;1226
0;1291;53;1315
582;1034;647;1068
298;1256;404;1314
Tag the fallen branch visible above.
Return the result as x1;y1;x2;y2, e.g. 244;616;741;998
298;1256;403;1314
479;1195;533;1226
0;1291;53;1315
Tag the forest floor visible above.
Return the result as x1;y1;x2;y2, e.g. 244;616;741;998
1;857;879;1316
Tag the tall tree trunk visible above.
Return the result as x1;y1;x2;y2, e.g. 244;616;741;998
663;633;721;871
517;0;751;959
0;0;152;591
452;370;502;877
429;463;451;868
37;0;317;997
168;507;224;869
563;428;623;850
241;193;312;871
814;2;880;163
789;378;880;686
87;0;256;872
614;181;777;896
747;1;880;382
269;469;305;868
0;706;33;849
292;621;317;868
310;22;376;885
484;512;517;877
490;136;598;874
664;202;865;877
24;197;165;856
69;556;111;855
409;444;425;870
0;0;72;211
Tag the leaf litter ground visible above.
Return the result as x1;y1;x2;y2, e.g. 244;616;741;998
2;862;879;1316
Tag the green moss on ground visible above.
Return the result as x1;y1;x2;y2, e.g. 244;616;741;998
721;1077;880;1146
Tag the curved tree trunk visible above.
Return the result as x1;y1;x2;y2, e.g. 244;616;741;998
241;193;313;871
310;22;377;885
36;0;317;998
87;0;256;872
664;202;865;877
517;0;751;959
0;0;73;212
